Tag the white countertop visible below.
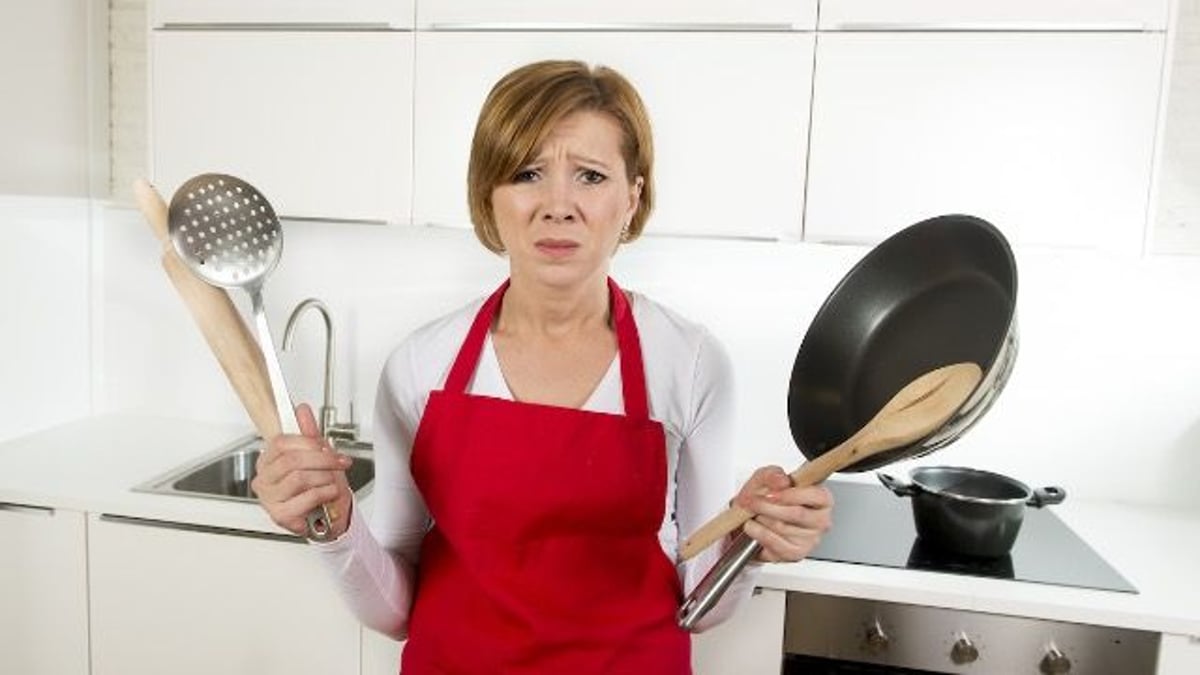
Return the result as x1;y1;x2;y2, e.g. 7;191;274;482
2;414;1198;637
0;414;339;534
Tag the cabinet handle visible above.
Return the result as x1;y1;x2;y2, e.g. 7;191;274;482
0;502;55;516
98;514;304;544
157;22;402;32
827;22;1150;32
425;22;799;32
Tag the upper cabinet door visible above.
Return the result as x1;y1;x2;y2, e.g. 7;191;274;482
412;32;815;240
818;0;1169;31
152;31;413;223
417;1;817;30
803;32;1165;251
152;0;415;28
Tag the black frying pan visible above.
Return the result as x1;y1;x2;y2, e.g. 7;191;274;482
679;214;1018;629
789;213;1018;471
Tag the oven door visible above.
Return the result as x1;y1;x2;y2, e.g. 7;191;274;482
784;592;1159;674
785;652;946;674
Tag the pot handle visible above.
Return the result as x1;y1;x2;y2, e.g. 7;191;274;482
1028;486;1067;507
877;472;918;497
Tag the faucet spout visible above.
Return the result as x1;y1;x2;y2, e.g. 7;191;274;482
283;298;336;436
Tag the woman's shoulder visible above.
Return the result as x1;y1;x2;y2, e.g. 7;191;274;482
626;289;731;378
628;290;721;347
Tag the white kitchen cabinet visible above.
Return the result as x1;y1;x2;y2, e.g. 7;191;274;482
88;514;360;675
692;587;787;675
413;31;814;239
151;30;413;223
0;504;89;675
818;0;1169;31
153;0;414;28
804;32;1165;251
362;628;404;674
417;0;817;30
1159;633;1200;674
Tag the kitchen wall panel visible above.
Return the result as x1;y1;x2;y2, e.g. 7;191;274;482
1153;0;1200;254
0;199;93;440
0;2;92;197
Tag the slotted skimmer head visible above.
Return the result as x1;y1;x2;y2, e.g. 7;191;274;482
167;173;283;289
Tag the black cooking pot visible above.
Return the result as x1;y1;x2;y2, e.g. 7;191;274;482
878;467;1067;558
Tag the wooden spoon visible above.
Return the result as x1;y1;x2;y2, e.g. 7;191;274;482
679;361;983;560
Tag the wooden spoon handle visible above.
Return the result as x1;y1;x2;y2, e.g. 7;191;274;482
678;362;982;561
678;436;858;561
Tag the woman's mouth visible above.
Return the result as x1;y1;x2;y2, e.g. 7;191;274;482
534;238;580;258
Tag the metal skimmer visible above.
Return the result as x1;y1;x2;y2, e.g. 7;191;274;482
167;173;335;541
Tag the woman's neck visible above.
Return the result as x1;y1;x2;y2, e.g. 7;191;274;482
497;270;612;339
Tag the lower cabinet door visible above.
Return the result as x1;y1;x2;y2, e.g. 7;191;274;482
0;505;89;675
362;626;405;674
1158;633;1200;675
692;587;787;675
88;514;360;675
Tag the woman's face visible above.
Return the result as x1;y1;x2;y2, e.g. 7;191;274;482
491;110;642;290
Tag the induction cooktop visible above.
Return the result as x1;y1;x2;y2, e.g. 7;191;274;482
808;479;1137;593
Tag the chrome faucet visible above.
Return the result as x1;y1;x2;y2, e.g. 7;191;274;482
282;298;358;441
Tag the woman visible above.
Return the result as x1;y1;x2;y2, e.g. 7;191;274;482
253;60;833;673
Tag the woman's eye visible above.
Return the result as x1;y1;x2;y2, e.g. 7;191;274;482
580;169;607;185
512;169;539;183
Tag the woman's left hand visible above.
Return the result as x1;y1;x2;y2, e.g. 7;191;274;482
731;465;834;563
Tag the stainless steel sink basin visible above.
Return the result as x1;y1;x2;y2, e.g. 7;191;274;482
136;434;374;503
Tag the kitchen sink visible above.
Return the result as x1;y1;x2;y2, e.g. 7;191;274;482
136;434;374;503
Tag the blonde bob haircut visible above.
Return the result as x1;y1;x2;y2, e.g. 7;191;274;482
467;60;655;254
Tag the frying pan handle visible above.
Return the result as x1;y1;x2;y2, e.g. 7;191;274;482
1028;486;1067;507
677;531;761;630
877;472;918;497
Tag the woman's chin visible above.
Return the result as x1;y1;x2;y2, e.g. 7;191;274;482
517;259;608;290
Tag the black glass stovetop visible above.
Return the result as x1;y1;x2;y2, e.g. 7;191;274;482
808;480;1137;593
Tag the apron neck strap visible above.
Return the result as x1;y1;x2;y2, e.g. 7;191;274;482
443;277;651;421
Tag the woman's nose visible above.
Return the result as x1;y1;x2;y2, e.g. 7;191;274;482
540;174;576;222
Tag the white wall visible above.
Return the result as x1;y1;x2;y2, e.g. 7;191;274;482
1154;0;1200;253
4;0;1199;513
0;1;101;439
96;209;1200;512
0;198;93;439
0;3;94;197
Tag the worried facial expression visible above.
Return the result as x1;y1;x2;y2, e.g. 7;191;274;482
491;110;643;289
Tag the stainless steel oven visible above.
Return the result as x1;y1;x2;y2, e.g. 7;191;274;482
782;592;1159;674
781;480;1160;674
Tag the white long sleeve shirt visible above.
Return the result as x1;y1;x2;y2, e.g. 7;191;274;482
312;288;758;638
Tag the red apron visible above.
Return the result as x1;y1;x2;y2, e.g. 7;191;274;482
402;278;691;675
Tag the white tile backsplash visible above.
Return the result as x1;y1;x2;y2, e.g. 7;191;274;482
0;197;93;439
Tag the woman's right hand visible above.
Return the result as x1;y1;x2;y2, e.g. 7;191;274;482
251;402;355;539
